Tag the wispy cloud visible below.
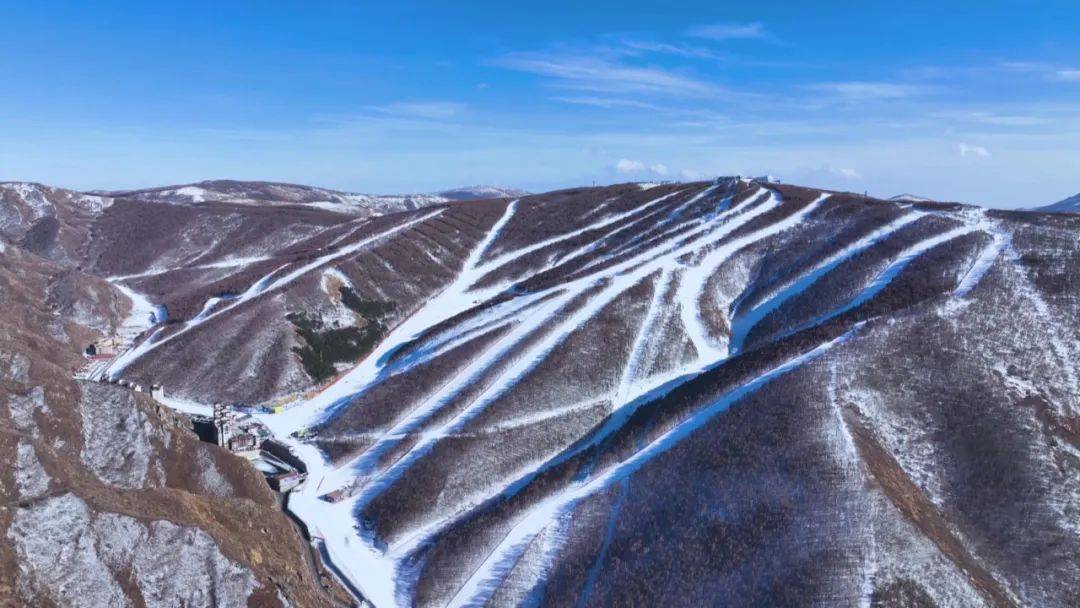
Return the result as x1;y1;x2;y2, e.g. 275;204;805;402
1058;69;1080;82
620;40;724;60
619;38;799;68
829;167;861;179
687;21;770;41
1000;61;1080;82
957;142;991;158
552;96;659;109
963;111;1048;127
808;81;931;100
371;101;465;119
493;52;718;97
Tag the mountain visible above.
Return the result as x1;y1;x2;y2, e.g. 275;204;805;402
436;185;529;201
2;176;1078;607
98;179;526;215
1036;192;1080;213
0;182;112;263
889;193;934;202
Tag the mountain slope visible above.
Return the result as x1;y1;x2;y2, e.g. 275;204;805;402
0;182;112;263
0;243;352;607
1036;192;1080;212
3;176;1078;607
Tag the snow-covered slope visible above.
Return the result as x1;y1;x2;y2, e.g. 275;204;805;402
4;176;1078;608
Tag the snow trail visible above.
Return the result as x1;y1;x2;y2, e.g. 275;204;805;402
677;192;829;358
344;295;571;494
614;270;672;406
474;190;689;274
109;208;444;376
776;225;978;342
444;324;863;608
955;219;1009;297
729;210;925;353
261;201;519;438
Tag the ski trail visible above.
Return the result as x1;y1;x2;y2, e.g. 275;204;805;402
777;225;977;342
379;193;843;558
729;210;925;354
344;294;571;491
261;202;519;436
678;192;829;358
614;270;671;407
572;186;769;277
109;209;445;376
352;275;644;510
476;397;609;435
445;324;862;608
475;190;690;274
955;222;1009;297
391;207;959;568
106;254;275;281
555;185;722;271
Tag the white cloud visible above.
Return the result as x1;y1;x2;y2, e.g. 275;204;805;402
621;40;723;60
371;101;465;119
614;159;672;176
615;159;646;173
687;22;769;41
552;96;659;109
809;81;930;100
680;169;706;180
829;167;861;179
1001;62;1080;83
965;112;1047;127
957;142;991;158
493;52;718;97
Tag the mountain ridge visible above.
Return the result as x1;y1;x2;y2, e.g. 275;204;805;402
92;179;528;213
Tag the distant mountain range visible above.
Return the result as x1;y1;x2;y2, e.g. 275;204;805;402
93;179;527;214
888;193;934;202
1036;192;1080;213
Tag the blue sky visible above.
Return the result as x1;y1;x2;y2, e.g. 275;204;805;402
2;1;1078;207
